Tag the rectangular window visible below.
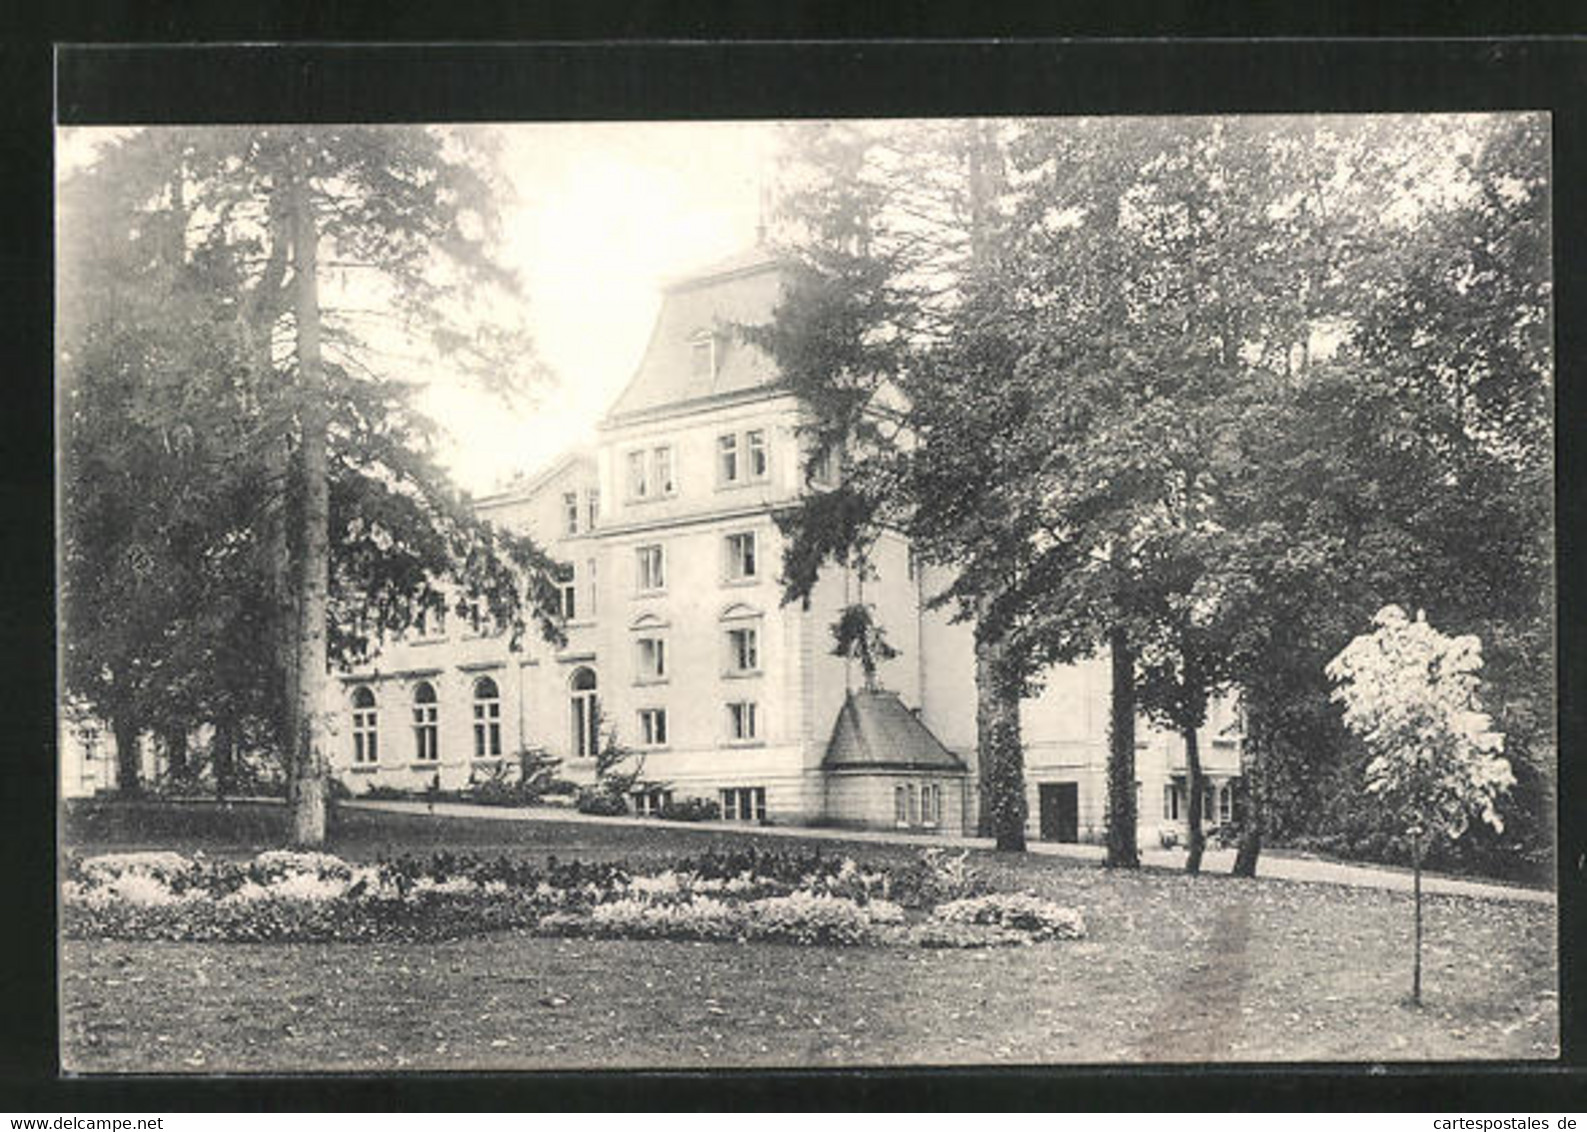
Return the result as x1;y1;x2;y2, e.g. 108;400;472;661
563;491;579;535
894;785;908;828
636;636;667;681
907;783;919;825
717;433;739;484
627;450;650;499
586;488;600;530
1219;783;1233;824
353;710;378;764
636;544;666;592
558;567;577;621
924;783;940;828
413;707;439;761
632;787;673;817
1163;784;1175;821
727;700;758;741
719;786;767;823
746;429;768;479
473;701;501;758
727;626;759;672
725;531;758;581
638;708;668;747
654;445;674;495
809;445;838;487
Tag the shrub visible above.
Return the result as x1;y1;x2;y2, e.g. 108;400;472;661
576;788;629;817
516;746;565;800
933;893;1086;941
889;847;989;909
659;796;720;822
362;784;414;801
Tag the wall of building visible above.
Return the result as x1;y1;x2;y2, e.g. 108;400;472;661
823;770;968;837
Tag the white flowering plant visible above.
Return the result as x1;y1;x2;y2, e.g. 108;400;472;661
63;844;1089;950
932;893;1087;940
1327;604;1515;1004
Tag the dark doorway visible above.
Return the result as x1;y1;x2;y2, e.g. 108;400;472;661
1039;782;1079;843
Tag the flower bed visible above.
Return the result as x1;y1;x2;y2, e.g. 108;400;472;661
61;847;1084;949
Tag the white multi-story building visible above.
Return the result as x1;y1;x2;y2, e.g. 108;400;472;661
326;246;1244;842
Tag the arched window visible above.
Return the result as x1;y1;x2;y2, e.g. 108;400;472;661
412;681;439;761
569;666;598;760
351;686;378;764
473;676;502;758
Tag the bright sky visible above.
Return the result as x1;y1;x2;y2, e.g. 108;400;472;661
57;121;786;496
429;121;782;494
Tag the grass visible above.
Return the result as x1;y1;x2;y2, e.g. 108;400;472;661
59;799;1559;1071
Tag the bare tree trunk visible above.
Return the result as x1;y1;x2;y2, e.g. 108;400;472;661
287;154;330;848
162;726;188;783
1184;723;1205;874
212;718;235;800
1105;625;1140;868
1412;827;1424;1006
112;716;142;797
1232;729;1263;877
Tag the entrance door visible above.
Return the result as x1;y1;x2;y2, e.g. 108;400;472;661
1039;782;1079;843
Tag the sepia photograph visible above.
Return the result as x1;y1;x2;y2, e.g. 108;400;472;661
55;108;1557;1074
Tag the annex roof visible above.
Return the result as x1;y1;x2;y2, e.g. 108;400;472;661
822;689;967;774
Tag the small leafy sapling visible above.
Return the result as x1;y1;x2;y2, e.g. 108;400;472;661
831;602;899;691
1326;605;1512;1005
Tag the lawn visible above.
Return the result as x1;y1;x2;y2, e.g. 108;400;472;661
58;800;1559;1071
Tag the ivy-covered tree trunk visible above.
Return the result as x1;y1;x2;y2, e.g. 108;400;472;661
112;715;142;797
976;636;1027;852
1184;723;1206;874
1105;625;1140;868
287;159;331;848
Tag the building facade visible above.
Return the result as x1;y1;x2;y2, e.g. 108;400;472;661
324;246;1244;844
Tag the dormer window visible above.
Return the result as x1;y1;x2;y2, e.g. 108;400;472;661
690;331;717;382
